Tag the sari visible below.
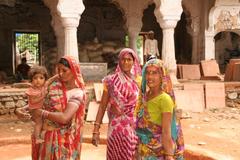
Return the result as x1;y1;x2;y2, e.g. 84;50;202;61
32;56;86;160
103;48;141;160
136;59;184;160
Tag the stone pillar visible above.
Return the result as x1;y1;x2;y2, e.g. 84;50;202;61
56;0;85;59
61;17;80;58
43;0;85;59
154;0;183;84
190;16;200;63
128;29;138;53
160;21;178;83
205;31;215;60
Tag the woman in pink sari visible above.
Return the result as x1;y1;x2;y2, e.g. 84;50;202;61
92;48;142;160
17;56;86;160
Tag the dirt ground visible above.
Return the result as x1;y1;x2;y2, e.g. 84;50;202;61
0;107;240;160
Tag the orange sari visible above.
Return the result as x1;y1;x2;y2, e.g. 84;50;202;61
32;56;85;160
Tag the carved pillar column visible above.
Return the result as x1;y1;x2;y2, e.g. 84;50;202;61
154;0;183;84
205;31;215;60
160;20;178;74
128;30;138;53
57;0;85;59
61;17;80;58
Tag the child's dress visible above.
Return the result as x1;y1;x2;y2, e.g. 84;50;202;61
26;86;46;109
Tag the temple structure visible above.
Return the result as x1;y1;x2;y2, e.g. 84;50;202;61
0;0;240;80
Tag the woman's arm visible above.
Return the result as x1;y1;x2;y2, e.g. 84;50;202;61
93;89;109;131
36;101;79;125
162;112;175;159
45;74;59;86
46;101;79;124
92;89;109;146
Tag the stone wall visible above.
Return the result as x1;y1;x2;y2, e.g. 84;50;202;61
0;87;27;115
225;82;240;108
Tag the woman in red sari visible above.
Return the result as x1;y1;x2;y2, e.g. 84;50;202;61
92;48;142;160
17;56;86;160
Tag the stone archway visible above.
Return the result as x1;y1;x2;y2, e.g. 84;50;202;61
215;31;240;73
205;1;240;60
78;1;126;44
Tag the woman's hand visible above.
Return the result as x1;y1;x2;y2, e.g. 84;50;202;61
92;132;100;147
15;105;31;121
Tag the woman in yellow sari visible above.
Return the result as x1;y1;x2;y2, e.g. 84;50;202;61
136;59;184;160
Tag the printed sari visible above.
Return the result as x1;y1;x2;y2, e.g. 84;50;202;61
104;48;141;160
32;56;86;160
136;59;184;160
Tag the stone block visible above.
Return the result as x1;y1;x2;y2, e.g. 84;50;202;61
224;59;240;81
184;83;204;91
205;82;225;109
232;63;240;81
86;101;108;123
93;83;103;102
181;64;201;80
200;60;220;76
80;63;107;82
174;89;205;112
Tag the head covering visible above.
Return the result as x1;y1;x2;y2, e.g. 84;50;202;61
60;56;85;90
115;48;142;78
103;48;142;115
141;58;175;102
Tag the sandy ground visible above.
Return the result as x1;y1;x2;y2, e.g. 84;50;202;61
0;107;239;160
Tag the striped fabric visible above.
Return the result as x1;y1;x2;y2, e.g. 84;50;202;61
103;48;141;160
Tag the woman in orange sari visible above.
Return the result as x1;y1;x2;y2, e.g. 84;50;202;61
17;56;86;160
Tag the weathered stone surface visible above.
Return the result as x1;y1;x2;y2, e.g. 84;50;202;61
5;101;15;109
15;100;27;108
80;63;107;82
0;97;13;102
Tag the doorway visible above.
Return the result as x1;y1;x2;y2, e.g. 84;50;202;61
14;31;40;73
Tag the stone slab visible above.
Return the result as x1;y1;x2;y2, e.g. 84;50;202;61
174;89;205;112
86;101;108;123
93;83;103;102
80;63;107;82
200;60;220;77
205;82;225;109
181;65;201;80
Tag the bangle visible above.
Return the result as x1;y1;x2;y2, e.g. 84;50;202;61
165;152;174;156
94;122;101;127
41;110;49;119
92;131;100;135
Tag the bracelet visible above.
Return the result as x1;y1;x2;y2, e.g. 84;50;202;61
94;122;101;129
41;110;49;119
92;131;100;135
94;122;101;126
165;152;174;156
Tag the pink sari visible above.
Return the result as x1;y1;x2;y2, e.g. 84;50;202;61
32;56;85;160
103;48;141;160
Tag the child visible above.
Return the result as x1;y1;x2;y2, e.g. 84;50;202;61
26;65;58;143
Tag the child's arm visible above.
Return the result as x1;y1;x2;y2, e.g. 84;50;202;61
45;74;59;86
